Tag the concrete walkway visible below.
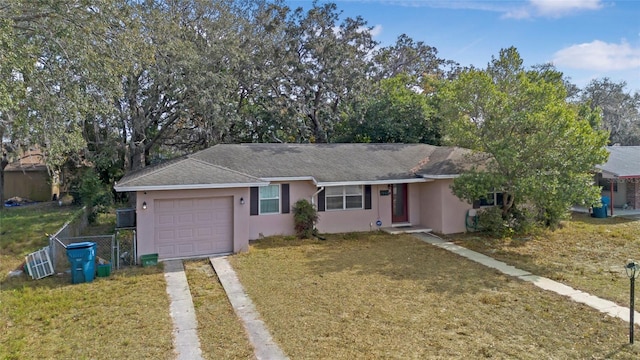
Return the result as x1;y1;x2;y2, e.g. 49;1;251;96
164;260;204;360
210;256;289;360
413;233;640;326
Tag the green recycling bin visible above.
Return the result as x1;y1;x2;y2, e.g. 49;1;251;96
66;242;97;284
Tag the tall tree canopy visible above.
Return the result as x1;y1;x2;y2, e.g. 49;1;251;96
337;73;440;144
440;47;609;228
0;0;129;201
580;78;640;146
4;0;635;213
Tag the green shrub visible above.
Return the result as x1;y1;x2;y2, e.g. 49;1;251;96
477;204;542;237
292;199;318;239
477;206;512;238
511;205;539;234
78;169;113;223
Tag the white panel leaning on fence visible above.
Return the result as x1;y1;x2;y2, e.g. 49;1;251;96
24;247;55;280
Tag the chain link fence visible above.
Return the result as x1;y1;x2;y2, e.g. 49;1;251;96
49;235;116;272
114;229;136;268
47;206;137;273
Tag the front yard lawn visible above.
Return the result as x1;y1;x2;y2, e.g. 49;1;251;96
0;206;174;359
449;212;640;308
229;232;640;359
5;204;640;359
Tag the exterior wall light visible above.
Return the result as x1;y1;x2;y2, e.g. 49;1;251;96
240;197;245;205
142;201;147;210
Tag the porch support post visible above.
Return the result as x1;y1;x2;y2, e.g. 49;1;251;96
611;179;615;216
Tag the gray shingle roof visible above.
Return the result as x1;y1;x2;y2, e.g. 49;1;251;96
115;143;484;191
115;156;266;191
597;146;640;178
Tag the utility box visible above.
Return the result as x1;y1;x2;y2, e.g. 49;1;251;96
116;208;136;229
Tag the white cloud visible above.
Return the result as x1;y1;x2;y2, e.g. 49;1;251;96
503;0;603;19
552;40;640;71
530;0;603;14
350;0;602;18
368;24;383;37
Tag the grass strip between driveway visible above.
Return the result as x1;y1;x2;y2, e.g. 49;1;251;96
229;232;640;359
183;260;254;360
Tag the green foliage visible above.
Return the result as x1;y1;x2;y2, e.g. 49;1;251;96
510;206;539;234
581;78;640;145
477;207;511;238
292;199;319;239
477;205;538;238
441;47;610;231
340;74;441;144
77;169;112;223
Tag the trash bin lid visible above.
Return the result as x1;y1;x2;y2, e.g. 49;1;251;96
66;241;96;249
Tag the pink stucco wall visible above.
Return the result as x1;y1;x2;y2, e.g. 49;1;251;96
247;181;314;239
417;180;470;234
136;188;250;258
248;183;395;238
316;184;393;233
134;180;470;260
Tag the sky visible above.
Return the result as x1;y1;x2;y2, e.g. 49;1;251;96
284;0;640;94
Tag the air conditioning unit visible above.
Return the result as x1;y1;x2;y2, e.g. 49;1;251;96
116;208;136;229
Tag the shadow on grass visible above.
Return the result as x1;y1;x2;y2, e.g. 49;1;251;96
570;211;639;225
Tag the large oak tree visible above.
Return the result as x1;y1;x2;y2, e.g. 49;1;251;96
440;47;609;228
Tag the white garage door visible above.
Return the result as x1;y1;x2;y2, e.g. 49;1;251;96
154;197;233;259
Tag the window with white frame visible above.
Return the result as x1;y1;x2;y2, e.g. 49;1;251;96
325;185;363;210
260;184;280;214
479;192;504;207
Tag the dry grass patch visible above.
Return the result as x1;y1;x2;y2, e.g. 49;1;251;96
449;212;640;307
230;232;640;359
1;266;174;359
184;260;254;359
1;206;175;359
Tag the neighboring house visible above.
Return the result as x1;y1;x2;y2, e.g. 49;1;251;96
596;145;640;213
3;148;56;202
114;143;486;260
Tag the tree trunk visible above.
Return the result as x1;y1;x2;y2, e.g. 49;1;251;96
129;140;146;173
310;89;327;143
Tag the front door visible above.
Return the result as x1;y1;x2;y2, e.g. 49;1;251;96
392;184;408;223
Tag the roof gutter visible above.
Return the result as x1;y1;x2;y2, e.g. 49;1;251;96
260;176;318;185
316;178;428;187
598;170;640;179
419;174;460;180
114;182;269;192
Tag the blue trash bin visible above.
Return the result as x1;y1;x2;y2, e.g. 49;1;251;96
601;196;610;216
66;242;97;284
592;206;607;218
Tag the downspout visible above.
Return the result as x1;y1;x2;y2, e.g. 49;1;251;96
311;186;325;239
311;187;324;207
